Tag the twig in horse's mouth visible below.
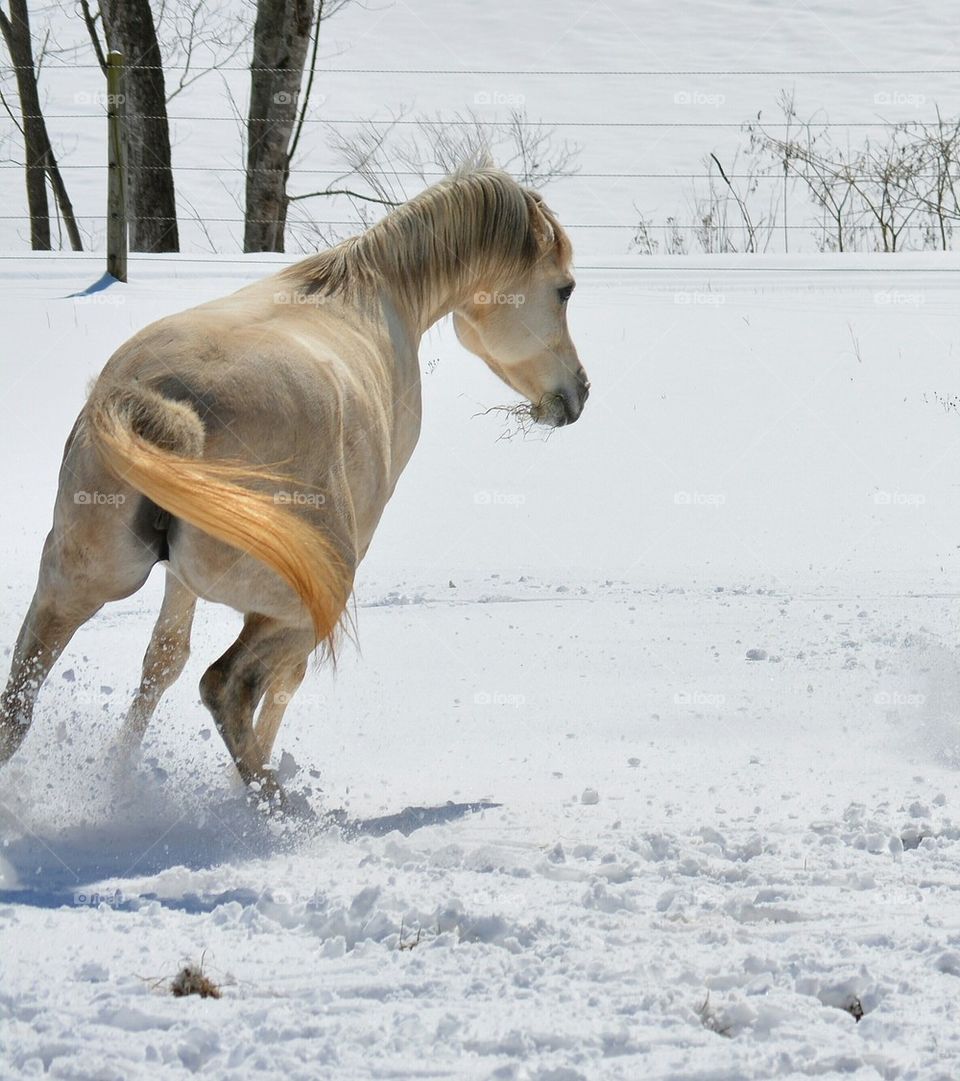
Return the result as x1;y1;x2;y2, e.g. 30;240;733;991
472;403;552;442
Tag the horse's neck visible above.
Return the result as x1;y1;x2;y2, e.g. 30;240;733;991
370;264;468;339
358;222;494;336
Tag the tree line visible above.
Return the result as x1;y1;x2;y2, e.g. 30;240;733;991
1;0;348;253
1;0;578;257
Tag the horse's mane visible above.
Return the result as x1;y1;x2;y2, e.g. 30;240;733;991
281;164;572;313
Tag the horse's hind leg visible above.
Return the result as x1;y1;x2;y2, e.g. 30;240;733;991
0;586;103;763
254;656;309;766
1;426;166;765
199;616;314;796
0;520;157;764
115;571;197;757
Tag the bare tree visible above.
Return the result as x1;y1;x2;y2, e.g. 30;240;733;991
888;111;960;250
83;0;179;252
154;0;248;102
631;95;960;256
747;102;861;252
748;101;960;253
674;151;777;254
285;108;580;246
244;0;313;252
244;0;351;252
0;0;82;250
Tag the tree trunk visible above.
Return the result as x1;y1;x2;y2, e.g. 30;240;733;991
100;0;179;252
0;1;83;251
0;0;50;249
244;0;315;253
44;142;84;251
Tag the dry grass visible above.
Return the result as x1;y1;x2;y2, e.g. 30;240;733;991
142;953;223;1000
398;919;423;951
844;996;865;1022
696;993;733;1038
170;962;222;1000
473;402;549;442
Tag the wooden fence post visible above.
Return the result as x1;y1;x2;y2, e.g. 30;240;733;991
106;50;127;282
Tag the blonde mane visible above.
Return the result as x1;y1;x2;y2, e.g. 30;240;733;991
281;166;572;315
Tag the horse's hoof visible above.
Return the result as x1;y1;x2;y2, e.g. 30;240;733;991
247;773;284;809
0;718;28;767
256;778;319;826
106;738;140;781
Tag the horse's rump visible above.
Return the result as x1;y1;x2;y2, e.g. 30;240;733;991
86;386;352;652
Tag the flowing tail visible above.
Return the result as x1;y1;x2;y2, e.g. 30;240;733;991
86;387;353;653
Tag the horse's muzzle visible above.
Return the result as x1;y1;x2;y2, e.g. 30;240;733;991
534;372;590;427
557;373;590;426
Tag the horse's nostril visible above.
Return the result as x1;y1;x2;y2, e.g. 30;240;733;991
559;391;581;425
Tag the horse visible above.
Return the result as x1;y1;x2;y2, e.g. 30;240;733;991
0;164;589;803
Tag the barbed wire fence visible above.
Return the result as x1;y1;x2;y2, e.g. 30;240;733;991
4;61;960;272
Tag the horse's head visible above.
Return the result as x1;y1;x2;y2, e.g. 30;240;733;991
453;193;589;428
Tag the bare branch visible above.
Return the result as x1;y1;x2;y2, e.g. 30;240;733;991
289;187;398;206
79;0;107;74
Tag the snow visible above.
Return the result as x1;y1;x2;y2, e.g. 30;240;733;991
4;252;960;1079
5;0;960;1076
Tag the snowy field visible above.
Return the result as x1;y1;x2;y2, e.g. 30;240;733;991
3;255;960;1079
5;0;960;1078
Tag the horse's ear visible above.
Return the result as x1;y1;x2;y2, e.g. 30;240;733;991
525;190;556;253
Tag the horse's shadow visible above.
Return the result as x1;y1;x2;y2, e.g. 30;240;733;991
0;799;498;913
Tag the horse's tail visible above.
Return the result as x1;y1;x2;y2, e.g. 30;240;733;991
85;386;353;653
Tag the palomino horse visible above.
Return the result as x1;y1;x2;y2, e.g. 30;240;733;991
0;165;589;801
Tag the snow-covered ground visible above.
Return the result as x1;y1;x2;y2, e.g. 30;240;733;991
5;0;960;1077
3;254;960;1079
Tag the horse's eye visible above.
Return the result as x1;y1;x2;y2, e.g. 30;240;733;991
558;283;574;303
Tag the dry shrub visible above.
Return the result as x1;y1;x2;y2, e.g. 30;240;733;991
170;962;222;1000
